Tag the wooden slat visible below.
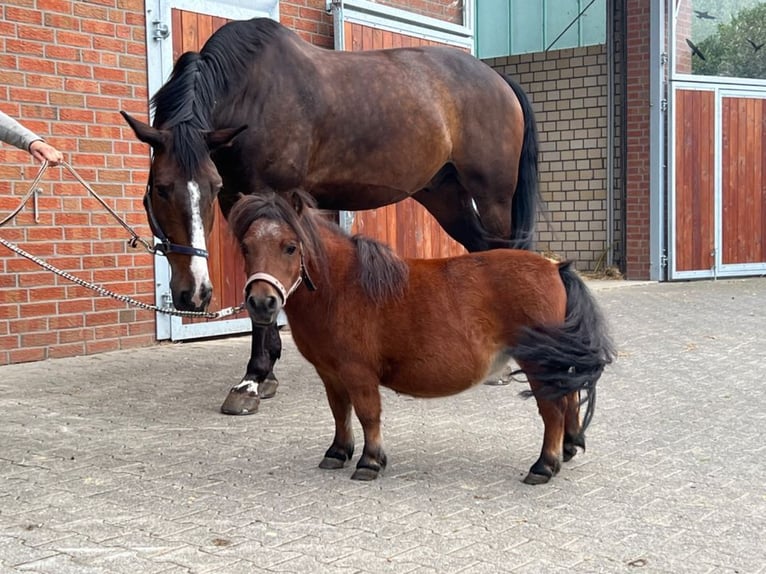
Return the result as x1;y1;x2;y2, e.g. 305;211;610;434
675;90;715;272
181;10;199;53
760;99;766;262
721;98;738;263
172;10;183;61
721;96;766;265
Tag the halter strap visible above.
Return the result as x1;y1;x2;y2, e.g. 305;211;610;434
143;187;209;259
243;272;302;305
243;249;316;304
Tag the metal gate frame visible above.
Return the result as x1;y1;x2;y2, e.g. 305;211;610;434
143;0;278;341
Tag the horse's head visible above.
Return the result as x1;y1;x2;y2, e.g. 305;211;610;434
229;191;319;325
122;111;246;311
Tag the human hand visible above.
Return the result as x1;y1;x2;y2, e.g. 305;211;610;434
29;140;64;165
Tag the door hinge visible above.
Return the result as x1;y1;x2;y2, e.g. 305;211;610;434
660;98;668;112
161;291;174;309
660;251;668;268
152;20;169;41
660;52;668;66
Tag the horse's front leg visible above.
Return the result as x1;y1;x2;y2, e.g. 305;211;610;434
220;322;281;415
318;374;355;469
524;377;565;485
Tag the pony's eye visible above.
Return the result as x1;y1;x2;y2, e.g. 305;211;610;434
284;244;297;256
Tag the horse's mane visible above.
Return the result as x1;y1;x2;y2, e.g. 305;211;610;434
150;18;287;178
229;191;409;303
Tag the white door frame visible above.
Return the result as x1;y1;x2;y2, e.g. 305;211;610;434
143;0;278;340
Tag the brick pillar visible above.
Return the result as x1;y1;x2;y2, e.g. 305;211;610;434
624;0;651;279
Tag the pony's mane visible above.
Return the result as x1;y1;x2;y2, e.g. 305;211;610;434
350;235;409;302
229;191;409;303
150;18;287;178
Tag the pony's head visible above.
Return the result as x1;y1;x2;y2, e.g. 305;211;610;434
229;191;321;325
121;111;246;311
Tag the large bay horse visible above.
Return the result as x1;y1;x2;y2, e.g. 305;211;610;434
122;18;539;415
229;191;613;484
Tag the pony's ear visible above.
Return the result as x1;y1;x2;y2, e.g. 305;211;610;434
286;189;309;216
121;111;166;149
206;125;248;151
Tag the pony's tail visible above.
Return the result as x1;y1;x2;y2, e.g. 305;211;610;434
503;74;540;251
513;262;615;431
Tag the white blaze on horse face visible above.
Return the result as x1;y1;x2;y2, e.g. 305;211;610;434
187;181;211;307
252;220;283;240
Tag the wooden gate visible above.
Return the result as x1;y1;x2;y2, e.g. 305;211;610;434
670;86;766;279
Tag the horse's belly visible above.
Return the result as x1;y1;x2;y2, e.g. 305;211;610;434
382;348;511;399
308;183;415;211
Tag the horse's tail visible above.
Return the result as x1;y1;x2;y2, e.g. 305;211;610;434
503;74;540;251
513;262;615;432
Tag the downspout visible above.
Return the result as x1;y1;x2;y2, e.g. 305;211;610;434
606;0;615;267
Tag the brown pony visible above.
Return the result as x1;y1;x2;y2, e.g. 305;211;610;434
229;192;615;484
121;17;539;415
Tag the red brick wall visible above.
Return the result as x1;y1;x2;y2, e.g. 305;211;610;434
281;0;334;48
0;0;155;364
624;0;651;279
0;0;334;365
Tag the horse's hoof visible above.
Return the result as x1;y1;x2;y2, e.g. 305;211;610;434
319;457;346;470
522;471;551;485
351;467;380;481
258;376;278;399
220;387;260;415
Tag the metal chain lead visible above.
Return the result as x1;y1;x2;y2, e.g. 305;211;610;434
0;161;245;319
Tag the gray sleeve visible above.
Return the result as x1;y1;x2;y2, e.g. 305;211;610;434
0;110;43;152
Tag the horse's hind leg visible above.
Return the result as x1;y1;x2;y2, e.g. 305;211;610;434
563;391;586;462
318;373;355;470
524;377;566;485
220;322;281;415
413;180;490;253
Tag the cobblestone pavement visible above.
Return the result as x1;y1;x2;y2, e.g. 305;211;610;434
1;278;765;574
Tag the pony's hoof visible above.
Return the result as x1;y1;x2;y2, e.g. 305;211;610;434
220;387;260;415
319;456;346;470
563;433;586;461
258;376;278;399
563;443;578;462
522;471;551;485
351;467;380;481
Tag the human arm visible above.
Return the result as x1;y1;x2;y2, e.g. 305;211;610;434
0;110;63;164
